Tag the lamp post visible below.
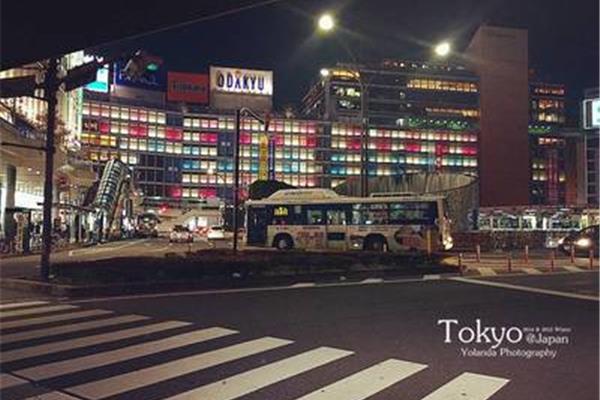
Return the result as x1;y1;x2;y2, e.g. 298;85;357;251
317;14;371;197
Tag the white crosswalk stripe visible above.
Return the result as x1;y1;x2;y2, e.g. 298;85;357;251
24;393;80;399
17;327;238;380
0;304;79;319
295;359;427;400
563;265;584;272
0;372;25;389
1;314;148;345
1;320;190;362
66;336;293;399
0;309;113;330
361;278;384;284
0;301;49;310
420;372;509;400
165;346;354;400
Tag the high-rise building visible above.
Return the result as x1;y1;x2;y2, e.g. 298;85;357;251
466;25;531;206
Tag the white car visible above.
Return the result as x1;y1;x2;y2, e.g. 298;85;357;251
207;226;225;240
169;225;193;243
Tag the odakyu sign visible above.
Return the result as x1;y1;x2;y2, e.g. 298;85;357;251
210;66;273;97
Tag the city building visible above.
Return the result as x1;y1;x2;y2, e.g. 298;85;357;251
581;87;599;205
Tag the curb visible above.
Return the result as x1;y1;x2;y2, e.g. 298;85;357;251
0;267;457;299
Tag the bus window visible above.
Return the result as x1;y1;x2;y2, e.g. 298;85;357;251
306;207;325;225
352;203;388;225
327;209;347;225
272;205;291;225
389;202;438;225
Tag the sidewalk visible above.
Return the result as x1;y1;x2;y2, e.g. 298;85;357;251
445;250;599;276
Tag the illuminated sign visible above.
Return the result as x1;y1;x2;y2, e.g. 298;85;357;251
114;61;166;91
85;64;109;93
258;134;269;180
210;66;273;96
583;98;600;130
274;206;289;217
167;72;209;103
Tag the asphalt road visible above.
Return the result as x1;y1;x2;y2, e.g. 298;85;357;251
0;238;228;279
0;271;597;400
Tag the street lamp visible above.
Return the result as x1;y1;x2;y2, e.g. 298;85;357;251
317;13;335;32
434;41;451;57
320;68;330;78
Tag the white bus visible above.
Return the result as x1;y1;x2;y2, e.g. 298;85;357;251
245;189;453;252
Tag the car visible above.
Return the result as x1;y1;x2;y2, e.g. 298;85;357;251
558;225;599;256
169;225;193;243
207;225;225;240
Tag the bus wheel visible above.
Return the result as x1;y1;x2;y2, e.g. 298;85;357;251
274;234;293;250
365;235;387;252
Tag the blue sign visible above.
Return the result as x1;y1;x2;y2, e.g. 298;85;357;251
114;61;166;91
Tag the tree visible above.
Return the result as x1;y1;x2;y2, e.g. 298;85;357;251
248;180;295;200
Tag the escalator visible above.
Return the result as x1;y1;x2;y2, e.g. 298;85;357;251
92;159;135;241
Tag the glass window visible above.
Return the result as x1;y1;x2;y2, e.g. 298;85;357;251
352;203;388;225
306;207;325;225
389;202;438;225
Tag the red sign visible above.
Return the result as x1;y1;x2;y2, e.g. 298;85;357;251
167;72;208;103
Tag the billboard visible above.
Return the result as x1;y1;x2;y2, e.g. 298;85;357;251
113;60;166;91
583;98;600;129
209;66;273;111
85;64;110;93
167;72;209;103
210;66;273;96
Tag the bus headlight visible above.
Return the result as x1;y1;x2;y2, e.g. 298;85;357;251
576;237;591;248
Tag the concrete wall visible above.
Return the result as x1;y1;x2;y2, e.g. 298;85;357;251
467;25;530;206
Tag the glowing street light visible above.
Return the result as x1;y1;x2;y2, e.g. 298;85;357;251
320;68;330;77
318;13;335;32
434;41;451;57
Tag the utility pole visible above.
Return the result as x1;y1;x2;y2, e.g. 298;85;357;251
232;109;241;253
40;58;59;281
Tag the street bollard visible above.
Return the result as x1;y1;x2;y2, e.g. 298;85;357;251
550;250;555;272
475;244;481;263
507;252;512;273
590;250;595;270
524;245;529;265
458;252;464;275
570;246;575;264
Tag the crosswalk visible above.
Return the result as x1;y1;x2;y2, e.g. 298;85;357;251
0;300;511;400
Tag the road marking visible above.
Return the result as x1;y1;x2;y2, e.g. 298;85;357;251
295;359;427;400
0;309;113;330
477;268;497;276
563;266;584;272
67;336;293;399
0;304;79;319
452;277;600;302
0;301;49;310
291;282;316;288
166;346;354;400
17;326;238;380
423;274;441;280
0;372;25;389
2;314;147;344
361;278;383;284
420;372;509;400
1;320;189;363
521;268;542;275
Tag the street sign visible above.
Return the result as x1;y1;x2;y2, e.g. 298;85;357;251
0;75;37;98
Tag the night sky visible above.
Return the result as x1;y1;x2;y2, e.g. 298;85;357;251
2;0;598;120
